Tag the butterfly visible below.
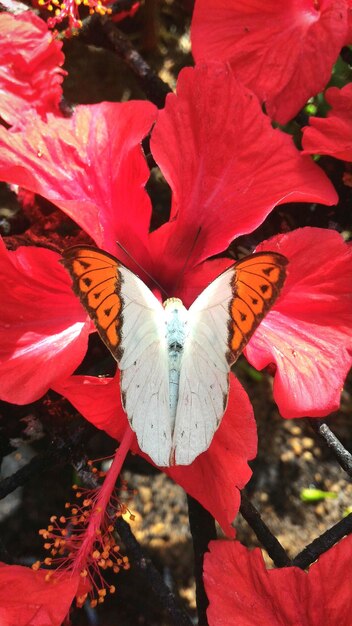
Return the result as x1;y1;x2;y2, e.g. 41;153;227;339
61;247;287;467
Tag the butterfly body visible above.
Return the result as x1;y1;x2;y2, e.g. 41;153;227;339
62;247;288;467
164;298;188;424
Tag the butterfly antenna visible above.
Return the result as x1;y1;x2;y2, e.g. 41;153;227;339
173;226;202;293
116;240;169;299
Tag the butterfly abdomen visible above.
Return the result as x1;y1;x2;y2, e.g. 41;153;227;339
163;298;189;426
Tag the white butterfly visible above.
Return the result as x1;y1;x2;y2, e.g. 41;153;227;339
62;247;287;466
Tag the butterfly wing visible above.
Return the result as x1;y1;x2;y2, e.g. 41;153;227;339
61;246;171;466
171;252;288;465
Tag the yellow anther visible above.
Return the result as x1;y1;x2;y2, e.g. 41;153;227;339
32;561;40;570
77;593;87;607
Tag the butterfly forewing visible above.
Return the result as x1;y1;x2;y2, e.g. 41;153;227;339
171;252;287;465
227;252;287;359
61;248;124;359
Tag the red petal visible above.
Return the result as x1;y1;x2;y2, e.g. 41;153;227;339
0;11;65;127
53;373;257;535
0;101;156;256
191;1;348;124
0;563;81;626
52;373;133;444
302;84;352;162
245;228;352;418
178;257;233;308
111;1;140;22
166;375;257;535
0;240;90;404
150;63;337;290
204;535;352;625
345;0;352;43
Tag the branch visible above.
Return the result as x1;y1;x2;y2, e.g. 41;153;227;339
0;450;60;500
187;496;217;626
239;492;292;567
109;0;139;15
308;419;352;477
0;413;94;500
80;15;172;108
115;516;193;626
292;513;352;569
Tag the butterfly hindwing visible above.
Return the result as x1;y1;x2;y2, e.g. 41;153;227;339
61;246;172;466
171;252;287;465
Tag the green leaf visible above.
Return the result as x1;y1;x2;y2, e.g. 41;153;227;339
300;488;337;502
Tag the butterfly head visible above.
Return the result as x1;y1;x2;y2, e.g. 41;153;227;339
163;297;183;310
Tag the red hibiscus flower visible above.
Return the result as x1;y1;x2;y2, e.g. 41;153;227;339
191;0;350;124
0;63;349;532
0;11;65;128
204;534;352;625
302;83;352;162
247;227;352;418
0;562;88;625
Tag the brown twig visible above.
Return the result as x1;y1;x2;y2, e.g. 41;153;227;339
239;492;292;567
80;14;172;108
187;495;217;626
308;418;352;477
293;513;352;569
115;516;194;626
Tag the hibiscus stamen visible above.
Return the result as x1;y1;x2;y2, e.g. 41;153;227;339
38;0;112;35
33;428;134;607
